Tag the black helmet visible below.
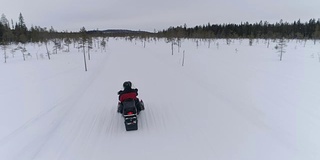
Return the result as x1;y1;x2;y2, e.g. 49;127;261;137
123;81;132;89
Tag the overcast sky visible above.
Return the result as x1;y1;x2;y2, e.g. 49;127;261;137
1;0;319;32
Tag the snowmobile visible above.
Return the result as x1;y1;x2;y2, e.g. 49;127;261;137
118;99;144;131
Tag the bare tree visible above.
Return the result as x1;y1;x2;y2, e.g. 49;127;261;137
182;50;185;66
44;40;51;60
79;27;88;71
165;38;178;55
1;45;8;63
87;37;93;60
100;38;107;52
52;39;61;54
16;45;28;61
275;38;287;61
64;38;72;52
249;38;253;46
40;27;51;60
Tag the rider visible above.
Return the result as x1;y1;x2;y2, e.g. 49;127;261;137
117;81;144;114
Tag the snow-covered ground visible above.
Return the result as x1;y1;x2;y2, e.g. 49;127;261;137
0;38;320;160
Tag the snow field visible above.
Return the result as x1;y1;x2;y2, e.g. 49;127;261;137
0;38;320;160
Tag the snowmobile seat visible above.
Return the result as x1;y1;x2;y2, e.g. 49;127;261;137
122;99;137;115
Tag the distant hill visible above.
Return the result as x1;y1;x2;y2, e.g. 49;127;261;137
87;29;151;35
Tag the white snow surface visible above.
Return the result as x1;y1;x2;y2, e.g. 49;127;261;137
0;38;320;160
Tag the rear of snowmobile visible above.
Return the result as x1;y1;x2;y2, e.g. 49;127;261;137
121;99;138;131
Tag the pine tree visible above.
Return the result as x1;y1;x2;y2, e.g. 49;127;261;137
15;13;28;43
0;14;13;63
313;25;320;39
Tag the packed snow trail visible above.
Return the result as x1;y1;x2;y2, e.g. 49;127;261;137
1;39;320;160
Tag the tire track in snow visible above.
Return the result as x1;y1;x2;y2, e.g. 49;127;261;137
35;53;113;160
0;53;111;160
105;108;121;138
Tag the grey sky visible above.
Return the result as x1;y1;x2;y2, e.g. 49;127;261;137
1;0;319;32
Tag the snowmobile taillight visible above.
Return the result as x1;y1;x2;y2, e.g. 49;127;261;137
127;112;134;115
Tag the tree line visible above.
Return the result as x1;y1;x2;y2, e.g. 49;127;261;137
1;13;320;45
0;13;83;45
158;19;320;39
